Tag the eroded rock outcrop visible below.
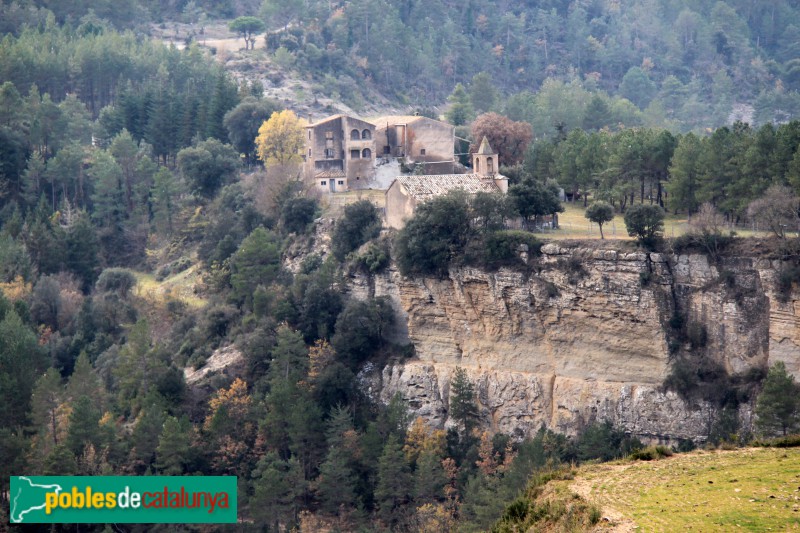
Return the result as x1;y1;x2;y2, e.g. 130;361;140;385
353;244;800;443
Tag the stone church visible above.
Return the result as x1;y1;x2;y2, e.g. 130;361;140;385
384;137;508;229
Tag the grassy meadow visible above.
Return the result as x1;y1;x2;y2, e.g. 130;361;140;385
564;447;800;531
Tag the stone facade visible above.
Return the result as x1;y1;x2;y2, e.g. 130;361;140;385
373;115;455;174
384;138;508;229
384;174;508;229
304;114;376;192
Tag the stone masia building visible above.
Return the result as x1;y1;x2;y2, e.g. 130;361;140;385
303;114;376;194
373;115;455;174
303;113;456;193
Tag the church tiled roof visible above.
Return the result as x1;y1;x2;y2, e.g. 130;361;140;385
394;174;500;200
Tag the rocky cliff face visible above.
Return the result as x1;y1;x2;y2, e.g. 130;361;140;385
352;243;800;443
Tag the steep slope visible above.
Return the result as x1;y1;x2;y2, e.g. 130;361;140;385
354;243;800;442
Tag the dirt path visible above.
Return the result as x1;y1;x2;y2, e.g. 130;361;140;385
570;462;638;532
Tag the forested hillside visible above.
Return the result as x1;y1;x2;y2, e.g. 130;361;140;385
4;0;800;131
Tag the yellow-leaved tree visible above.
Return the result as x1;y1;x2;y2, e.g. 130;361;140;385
255;110;305;167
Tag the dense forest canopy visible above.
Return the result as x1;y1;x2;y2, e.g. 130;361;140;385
4;0;800;131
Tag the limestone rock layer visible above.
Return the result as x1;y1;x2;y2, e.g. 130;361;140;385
354;245;800;442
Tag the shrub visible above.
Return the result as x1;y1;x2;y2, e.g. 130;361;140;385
332;200;381;260
754;434;800;448
671;233;697;254
95;268;136;297
501;499;529;522
719;269;736;288
623;203;664;248
628;445;673;461
281;197;318;234
588;506;602;525
669;312;684;331
330;297;393;369
156;257;193;281
686;321;708;349
355;242;390;273
556;256;588;285
395;191;473;276
466;230;541;270
544;281;560;298
300;254;323;274
777;264;800;303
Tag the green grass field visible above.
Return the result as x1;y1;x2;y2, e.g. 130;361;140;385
329;191;773;241
549;203;688;240
563;447;800;531
538;203;770;240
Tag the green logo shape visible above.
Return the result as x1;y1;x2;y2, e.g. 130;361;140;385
9;476;237;524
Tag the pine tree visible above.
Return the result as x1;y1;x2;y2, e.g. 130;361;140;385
375;435;413;527
0;311;47;429
114;319;165;413
287;387;325;481
445;83;474;126
582;94;612;131
469;72;497;114
755;362;800;437
89;150;127;259
150;167;180;235
67;352;105;408
230;227;282;307
128;392;167;472
316;446;359;516
66;395;101;455
251;452;304;529
449;367;479;435
155;415;193;475
31;368;64;446
206;73;239;141
21;153;47;209
65;210;99;291
43;444;78;475
109;129;142;214
414;448;447;503
268;326;309;385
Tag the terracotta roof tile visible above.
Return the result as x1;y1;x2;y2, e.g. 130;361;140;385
315;169;346;179
395;174;500;200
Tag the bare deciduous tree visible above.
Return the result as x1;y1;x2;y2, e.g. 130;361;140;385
747;185;800;239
